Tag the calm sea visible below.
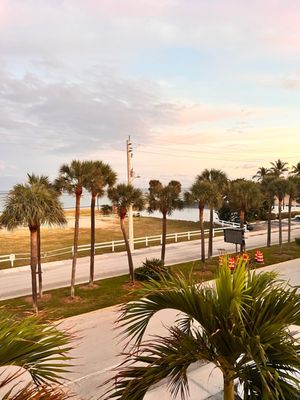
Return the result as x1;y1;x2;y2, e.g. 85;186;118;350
0;190;210;222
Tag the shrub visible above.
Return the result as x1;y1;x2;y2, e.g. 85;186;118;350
135;258;169;281
295;238;300;245
101;204;113;215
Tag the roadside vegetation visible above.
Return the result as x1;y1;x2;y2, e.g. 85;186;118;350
1;158;300;313
1;241;300;321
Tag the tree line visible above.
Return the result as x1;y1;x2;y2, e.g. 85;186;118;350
1;159;300;313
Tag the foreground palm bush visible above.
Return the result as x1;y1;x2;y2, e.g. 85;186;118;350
0;314;72;399
104;258;300;400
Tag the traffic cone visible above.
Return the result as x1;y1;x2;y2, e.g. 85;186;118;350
256;251;264;263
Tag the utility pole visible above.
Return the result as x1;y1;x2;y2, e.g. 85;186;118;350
126;136;134;252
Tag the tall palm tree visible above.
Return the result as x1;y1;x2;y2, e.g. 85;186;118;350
290;161;300;176
27;173;59;298
286;176;300;243
0;182;66;312
252;166;270;181
84;161;117;286
55;160;90;298
261;175;276;247
104;261;300;400
185;179;217;264
107;184;144;282
198;169;227;258
270;159;289;178
0;313;72;398
147;180;183;263
228;180;262;252
272;178;289;250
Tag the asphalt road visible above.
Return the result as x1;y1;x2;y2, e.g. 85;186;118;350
62;258;300;399
0;225;300;300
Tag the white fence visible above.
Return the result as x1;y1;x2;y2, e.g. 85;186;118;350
0;221;242;268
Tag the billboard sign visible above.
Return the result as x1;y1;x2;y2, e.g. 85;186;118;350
223;228;244;245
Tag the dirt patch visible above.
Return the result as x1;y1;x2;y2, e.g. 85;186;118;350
62;296;82;304
39;293;52;302
122;281;142;291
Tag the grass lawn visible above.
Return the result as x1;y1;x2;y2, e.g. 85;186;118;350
0;215;213;269
1;241;300;320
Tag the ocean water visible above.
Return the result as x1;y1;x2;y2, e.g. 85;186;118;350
0;191;205;222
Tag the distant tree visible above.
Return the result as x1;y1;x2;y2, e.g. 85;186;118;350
271;178;290;250
148;180;183;263
55;160;90;298
198;169;227;258
252;166;270;181
0;182;66;312
84;161;117;286
290;161;300;176
286;176;300;243
270;159;289;178
260;175;276;247
108;184;144;282
228;180;262;251
185;179;217;264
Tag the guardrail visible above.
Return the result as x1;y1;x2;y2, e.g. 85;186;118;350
0;226;231;268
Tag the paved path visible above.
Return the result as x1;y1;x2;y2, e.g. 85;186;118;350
62;258;300;399
0;226;300;300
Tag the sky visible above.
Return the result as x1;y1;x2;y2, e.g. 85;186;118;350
0;0;300;190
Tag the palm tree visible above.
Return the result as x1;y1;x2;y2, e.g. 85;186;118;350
84;161;117;286
27;173;59;298
147;180;183;263
290;161;300;176
252;166;270;181
261;175;276;247
0;182;66;312
271;178;289;250
198;169;227;258
104;260;300;400
107;184;144;282
185;179;217;264
55;160;90;298
270;159;289;177
0;313;72;398
228;180;262;252
286;176;300;243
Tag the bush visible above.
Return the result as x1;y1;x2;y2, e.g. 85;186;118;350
295;238;300;245
135;258;170;281
101;204;113;215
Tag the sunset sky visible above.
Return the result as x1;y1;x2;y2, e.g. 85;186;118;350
0;0;300;189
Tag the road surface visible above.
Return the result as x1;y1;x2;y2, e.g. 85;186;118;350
61;258;300;399
0;225;300;300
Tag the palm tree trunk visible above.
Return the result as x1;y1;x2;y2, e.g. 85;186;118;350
278;199;282;251
161;212;167;263
208;207;213;259
240;209;245;253
71;192;81;298
29;226;38;314
120;217;135;282
89;193;96;286
37;225;43;298
288;195;292;243
199;205;205;266
223;371;235;400
267;203;272;247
